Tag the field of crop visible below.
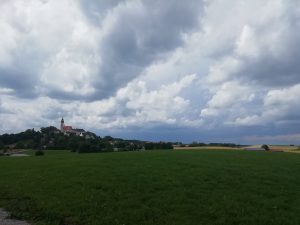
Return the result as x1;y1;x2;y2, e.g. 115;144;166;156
0;150;300;225
245;145;299;152
173;146;241;150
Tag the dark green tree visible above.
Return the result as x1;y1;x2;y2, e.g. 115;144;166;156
261;144;270;151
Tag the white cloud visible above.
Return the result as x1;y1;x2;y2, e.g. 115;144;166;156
0;74;197;133
0;20;18;66
0;0;102;98
234;84;300;126
264;85;300;107
235;25;260;58
196;0;300;132
200;81;256;121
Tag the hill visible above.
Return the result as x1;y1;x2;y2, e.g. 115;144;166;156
0;127;173;153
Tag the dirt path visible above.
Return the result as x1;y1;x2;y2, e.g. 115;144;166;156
0;209;31;225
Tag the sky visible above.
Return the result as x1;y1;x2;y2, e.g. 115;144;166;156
0;0;300;144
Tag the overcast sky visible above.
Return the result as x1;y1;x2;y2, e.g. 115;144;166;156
1;0;300;144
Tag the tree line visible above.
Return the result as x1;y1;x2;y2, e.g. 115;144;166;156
0;126;173;153
186;142;244;148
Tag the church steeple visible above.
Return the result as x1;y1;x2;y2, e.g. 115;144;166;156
60;117;64;131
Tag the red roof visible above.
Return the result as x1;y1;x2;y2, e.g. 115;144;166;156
63;126;73;131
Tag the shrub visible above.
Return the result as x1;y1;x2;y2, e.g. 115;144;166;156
77;143;91;153
261;144;270;151
35;150;44;156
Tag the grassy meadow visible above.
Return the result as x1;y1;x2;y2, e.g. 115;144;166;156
0;149;300;225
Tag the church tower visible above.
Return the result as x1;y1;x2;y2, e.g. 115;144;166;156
60;117;64;132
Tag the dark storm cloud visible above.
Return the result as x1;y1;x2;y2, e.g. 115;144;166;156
0;0;204;101
239;57;300;87
0;68;38;98
79;0;123;23
237;32;300;87
87;0;204;100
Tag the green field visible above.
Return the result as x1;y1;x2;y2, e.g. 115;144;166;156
0;150;300;225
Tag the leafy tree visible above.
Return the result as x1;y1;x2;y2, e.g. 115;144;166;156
145;142;154;150
15;142;25;149
103;136;113;141
261;144;270;151
77;143;89;153
105;142;113;152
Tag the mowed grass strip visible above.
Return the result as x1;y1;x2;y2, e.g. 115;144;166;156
0;150;300;225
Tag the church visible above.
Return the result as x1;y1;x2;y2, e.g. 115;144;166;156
60;117;86;136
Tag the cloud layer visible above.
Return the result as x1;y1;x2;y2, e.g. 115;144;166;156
1;0;300;144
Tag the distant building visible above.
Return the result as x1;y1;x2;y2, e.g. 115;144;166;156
60;117;85;136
